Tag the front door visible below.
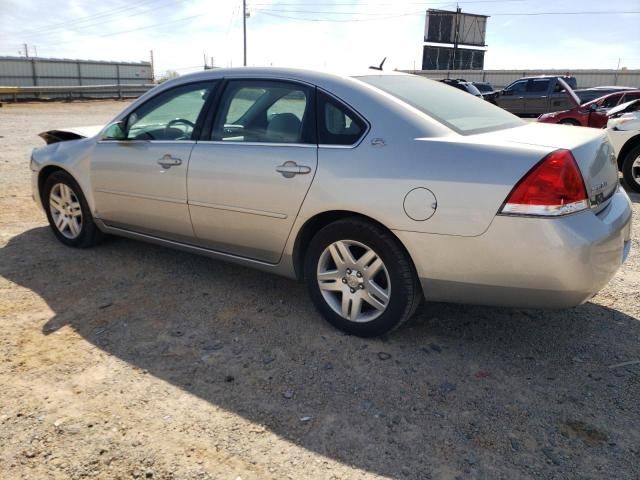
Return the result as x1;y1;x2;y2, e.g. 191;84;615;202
498;80;526;115
524;78;551;115
91;81;216;242
188;79;317;263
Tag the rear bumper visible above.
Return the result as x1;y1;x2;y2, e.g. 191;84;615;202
394;189;633;308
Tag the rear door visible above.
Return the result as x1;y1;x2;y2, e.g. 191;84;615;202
187;79;317;263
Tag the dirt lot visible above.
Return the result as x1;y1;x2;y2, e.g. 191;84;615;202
1;101;639;480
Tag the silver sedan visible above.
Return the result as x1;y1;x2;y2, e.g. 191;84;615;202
30;68;633;337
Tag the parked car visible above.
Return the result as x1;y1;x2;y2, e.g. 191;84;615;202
495;75;578;116
438;78;483;98
576;86;638;104
30;68;632;337
538;88;640;128
472;81;498;104
607;99;640;192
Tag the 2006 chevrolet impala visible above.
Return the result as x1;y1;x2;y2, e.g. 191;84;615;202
30;68;633;337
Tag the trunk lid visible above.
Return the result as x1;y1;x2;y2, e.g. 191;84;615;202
477;122;619;213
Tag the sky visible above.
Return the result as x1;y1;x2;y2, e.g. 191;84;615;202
0;0;638;78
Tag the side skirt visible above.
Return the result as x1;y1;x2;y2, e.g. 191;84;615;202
94;219;298;280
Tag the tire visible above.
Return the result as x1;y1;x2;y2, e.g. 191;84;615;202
559;119;580;126
304;218;422;337
621;144;640;194
43;170;103;248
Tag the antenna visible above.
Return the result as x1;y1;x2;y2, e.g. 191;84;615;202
369;57;386;71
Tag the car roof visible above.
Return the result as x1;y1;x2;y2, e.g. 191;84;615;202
518;75;575;81
167;66;407;86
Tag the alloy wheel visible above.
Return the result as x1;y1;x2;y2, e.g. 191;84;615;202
49;183;83;239
632;155;640;188
316;240;391;323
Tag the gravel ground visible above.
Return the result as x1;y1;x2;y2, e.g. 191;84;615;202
0;101;639;480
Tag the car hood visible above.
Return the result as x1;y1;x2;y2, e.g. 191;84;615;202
38;125;103;144
557;77;582;109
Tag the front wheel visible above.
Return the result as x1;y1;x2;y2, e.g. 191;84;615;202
304;218;422;337
43;170;103;248
621;145;640;194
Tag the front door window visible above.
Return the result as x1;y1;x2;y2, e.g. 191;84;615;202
126;82;214;141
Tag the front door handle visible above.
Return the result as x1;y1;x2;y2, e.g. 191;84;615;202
158;154;182;169
276;161;311;178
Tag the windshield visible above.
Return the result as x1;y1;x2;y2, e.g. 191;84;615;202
465;84;482;96
357;74;523;135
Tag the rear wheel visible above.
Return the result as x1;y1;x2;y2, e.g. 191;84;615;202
304;218;421;337
43;170;103;248
621;144;640;193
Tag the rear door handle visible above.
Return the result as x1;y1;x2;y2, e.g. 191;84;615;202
276;161;311;178
158;154;182;169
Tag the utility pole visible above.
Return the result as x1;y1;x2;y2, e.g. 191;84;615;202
23;43;29;58
150;50;155;82
450;5;461;71
242;0;247;66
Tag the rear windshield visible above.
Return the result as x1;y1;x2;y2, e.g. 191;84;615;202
473;83;493;93
357;74;523;135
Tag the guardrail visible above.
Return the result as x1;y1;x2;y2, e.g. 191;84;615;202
0;84;156;101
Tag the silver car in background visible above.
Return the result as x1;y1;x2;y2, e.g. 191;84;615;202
30;68;633;337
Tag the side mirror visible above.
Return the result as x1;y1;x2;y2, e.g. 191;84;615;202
588;103;598;112
101;120;127;141
502;89;512;96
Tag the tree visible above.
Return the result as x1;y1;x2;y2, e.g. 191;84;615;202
157;70;180;84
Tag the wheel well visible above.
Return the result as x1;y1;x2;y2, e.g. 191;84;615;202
559;118;580;126
617;134;640;171
38;166;68;208
292;210;418;283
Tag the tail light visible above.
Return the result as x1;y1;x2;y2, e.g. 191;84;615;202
499;149;589;216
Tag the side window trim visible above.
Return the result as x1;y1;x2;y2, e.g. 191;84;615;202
205;78;317;145
316;87;370;148
103;80;218;143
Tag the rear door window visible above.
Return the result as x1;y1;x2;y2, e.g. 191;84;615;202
317;90;366;145
212;80;315;144
621;92;640;104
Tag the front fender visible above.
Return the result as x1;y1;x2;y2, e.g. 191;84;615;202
31;138;98;213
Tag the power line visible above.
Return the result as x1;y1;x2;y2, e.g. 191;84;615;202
7;13;207;49
257;10;423;22
5;0;181;41
249;0;526;5
3;0;170;37
255;8;640;22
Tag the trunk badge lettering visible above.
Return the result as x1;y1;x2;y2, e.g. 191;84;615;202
591;181;608;193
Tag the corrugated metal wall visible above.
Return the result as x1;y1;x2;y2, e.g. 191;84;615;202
410;69;640;89
0;56;152;88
